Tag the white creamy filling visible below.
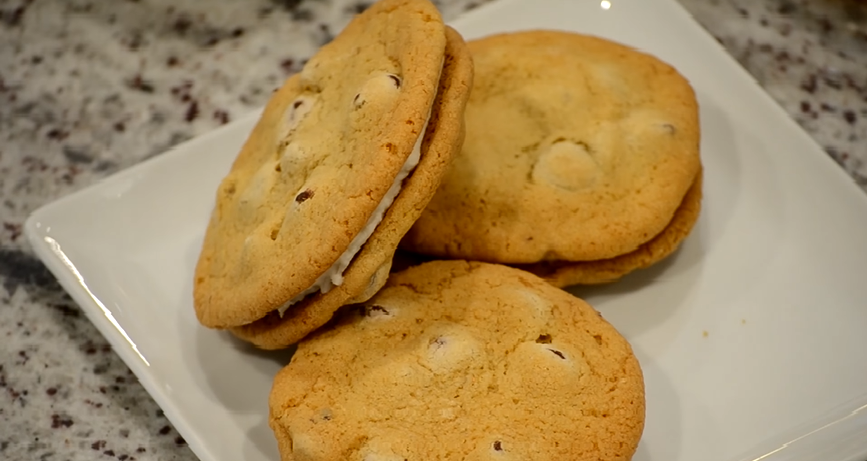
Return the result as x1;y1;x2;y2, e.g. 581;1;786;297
277;117;430;316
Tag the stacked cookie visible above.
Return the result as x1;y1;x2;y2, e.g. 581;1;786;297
401;31;703;287
194;0;472;350
192;0;702;459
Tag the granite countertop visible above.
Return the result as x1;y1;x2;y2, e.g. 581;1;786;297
1;0;865;460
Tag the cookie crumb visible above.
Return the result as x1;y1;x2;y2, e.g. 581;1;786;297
702;330;709;338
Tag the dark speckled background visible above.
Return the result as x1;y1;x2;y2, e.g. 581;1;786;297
1;0;866;460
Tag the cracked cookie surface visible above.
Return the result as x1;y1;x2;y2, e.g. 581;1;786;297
402;30;701;264
269;260;645;460
194;0;447;329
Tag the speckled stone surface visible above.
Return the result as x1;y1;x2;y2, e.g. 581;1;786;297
1;0;865;460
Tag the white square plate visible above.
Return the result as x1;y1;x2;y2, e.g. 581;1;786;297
25;0;867;460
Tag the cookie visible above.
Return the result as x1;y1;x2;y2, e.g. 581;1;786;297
193;0;452;332
228;26;474;349
269;260;646;460
517;167;703;286
402;30;702;265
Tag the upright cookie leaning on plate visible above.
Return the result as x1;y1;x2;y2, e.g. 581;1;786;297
193;0;474;349
269;260;646;460
401;30;703;286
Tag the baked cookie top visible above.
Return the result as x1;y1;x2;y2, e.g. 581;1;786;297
402;30;701;263
269;261;646;460
194;0;447;328
229;26;475;349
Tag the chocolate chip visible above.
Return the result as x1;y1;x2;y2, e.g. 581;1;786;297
430;336;447;348
158;425;170;435
593;334;603;346
844;110;857;125
548;349;566;359
493;441;503;451
295;189;314;203
365;305;389;316
293;100;304;109
536;334;552;344
388;74;401;88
